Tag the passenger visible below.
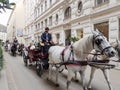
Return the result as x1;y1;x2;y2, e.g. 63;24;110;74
7;42;11;52
29;42;35;50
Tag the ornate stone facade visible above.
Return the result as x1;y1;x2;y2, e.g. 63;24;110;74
24;0;120;45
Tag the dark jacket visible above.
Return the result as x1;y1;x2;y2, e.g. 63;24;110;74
41;32;52;43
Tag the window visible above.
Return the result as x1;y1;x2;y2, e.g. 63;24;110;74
77;29;83;39
49;16;52;26
45;19;47;27
119;19;120;40
45;1;47;10
41;5;43;13
64;7;71;19
78;1;83;12
35;25;37;31
56;14;58;23
38;8;40;15
50;0;52;6
38;23;40;29
96;0;109;5
41;21;43;29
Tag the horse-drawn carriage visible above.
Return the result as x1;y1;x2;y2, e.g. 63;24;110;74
23;30;120;90
23;42;51;76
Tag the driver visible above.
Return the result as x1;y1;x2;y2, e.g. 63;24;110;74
41;27;53;53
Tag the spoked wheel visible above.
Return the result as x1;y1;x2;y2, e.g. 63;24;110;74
36;61;44;77
22;51;28;66
23;55;28;66
24;58;28;66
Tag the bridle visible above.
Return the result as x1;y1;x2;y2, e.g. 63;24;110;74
92;34;112;55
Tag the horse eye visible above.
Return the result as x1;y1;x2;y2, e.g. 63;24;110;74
95;39;101;45
100;39;103;42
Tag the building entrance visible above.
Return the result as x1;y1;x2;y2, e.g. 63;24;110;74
94;21;109;40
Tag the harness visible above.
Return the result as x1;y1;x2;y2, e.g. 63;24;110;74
60;45;88;66
54;34;116;69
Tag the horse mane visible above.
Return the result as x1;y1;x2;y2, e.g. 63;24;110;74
110;41;118;48
73;34;94;59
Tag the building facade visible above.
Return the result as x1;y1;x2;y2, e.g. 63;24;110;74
24;0;120;46
7;0;25;44
0;24;7;42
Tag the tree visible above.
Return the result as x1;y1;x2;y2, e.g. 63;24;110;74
0;39;3;71
0;0;15;13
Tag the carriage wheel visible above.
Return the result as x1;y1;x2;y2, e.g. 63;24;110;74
36;61;43;77
24;58;28;66
23;56;28;66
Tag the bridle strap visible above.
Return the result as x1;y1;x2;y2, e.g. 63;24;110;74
101;46;112;54
92;34;102;49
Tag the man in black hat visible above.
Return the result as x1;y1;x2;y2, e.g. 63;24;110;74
41;27;52;44
41;27;53;53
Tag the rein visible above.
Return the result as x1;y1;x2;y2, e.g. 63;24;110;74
60;45;103;66
92;34;113;55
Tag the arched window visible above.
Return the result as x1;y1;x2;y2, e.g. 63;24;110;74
78;1;82;12
64;7;71;19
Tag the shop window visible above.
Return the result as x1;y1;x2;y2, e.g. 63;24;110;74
77;29;83;39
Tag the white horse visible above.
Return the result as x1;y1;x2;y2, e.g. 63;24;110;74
48;30;116;90
87;40;120;90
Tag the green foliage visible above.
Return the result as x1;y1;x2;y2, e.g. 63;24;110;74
0;46;3;71
70;37;79;42
0;0;16;13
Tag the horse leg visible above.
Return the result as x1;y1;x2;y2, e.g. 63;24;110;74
66;69;73;90
48;64;53;80
73;72;79;82
88;67;96;89
102;69;113;90
79;70;88;90
55;67;59;86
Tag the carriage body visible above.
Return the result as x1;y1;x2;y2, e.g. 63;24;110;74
23;46;49;76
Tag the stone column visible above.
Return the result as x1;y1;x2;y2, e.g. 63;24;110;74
109;17;119;42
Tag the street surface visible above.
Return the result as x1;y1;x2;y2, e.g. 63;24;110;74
0;50;120;90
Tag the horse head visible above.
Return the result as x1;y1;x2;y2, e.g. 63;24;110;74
113;39;120;61
92;29;116;58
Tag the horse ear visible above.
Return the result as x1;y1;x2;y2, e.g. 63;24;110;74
91;30;94;34
116;39;118;44
116;39;120;47
96;28;100;33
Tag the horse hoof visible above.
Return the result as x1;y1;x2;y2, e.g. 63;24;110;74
88;88;92;90
46;77;51;81
55;83;59;87
46;77;49;81
75;80;79;82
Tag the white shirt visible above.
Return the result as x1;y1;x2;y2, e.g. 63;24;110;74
30;45;35;50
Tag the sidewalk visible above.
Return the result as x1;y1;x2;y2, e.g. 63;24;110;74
0;69;9;90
